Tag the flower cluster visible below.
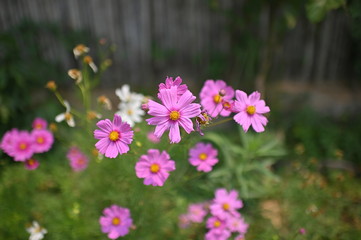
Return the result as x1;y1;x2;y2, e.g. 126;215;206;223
67;146;89;171
115;84;146;127
180;188;248;240
0;117;54;170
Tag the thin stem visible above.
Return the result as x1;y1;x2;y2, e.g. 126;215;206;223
206;117;233;128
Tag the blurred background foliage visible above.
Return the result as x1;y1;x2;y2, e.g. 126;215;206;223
1;0;361;239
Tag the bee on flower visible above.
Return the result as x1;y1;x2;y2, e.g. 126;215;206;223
55;100;75;127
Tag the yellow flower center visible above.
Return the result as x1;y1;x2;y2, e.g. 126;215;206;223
77;158;85;165
246;105;256;115
27;159;35;166
213;94;222;104
150;163;160;173
112;217;121;225
127;109;133;115
65;112;73;121
35;123;43;129
213;220;221;228
19;143;27;150
109;131;120;141
36;137;44;144
169;111;180;121
223;203;230;211
199;153;208;161
223;102;231;109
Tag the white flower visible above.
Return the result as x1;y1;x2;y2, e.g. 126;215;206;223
55;100;75;127
115;84;144;106
116;102;145;127
26;221;47;240
73;44;89;58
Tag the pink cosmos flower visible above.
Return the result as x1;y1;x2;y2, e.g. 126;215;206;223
67;147;89;172
147;131;161;143
32;118;48;130
299;228;306;235
188;142;218;172
0;128;19;156
146;87;201;143
200;80;235;118
210;188;243;219
94;114;134;158
9;131;34;162
233;90;270;132
135;149;175;186
187;203;208;223
205;216;231;240
99;205;133;239
31;129;54;153
227;215;249;235
24;158;40;170
158;76;188;100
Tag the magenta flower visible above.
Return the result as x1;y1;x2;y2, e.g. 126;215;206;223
67;147;89;172
299;228;306;235
0;128;19;156
158;76;188;100
189;142;218;172
135;149;175;186
210;188;243;219
94;114;134;158
187;203;208;223
31;129;54;153
9;131;34;162
99;205;133;239
147;87;201;143
233;90;270;132
32;117;48;130
24;158;40;170
205;216;231;240
147;131;161;143
200;80;235;118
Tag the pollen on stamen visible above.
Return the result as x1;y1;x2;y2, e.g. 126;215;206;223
213;94;222;104
246;105;256;115
150;163;160;173
109;131;120;141
214;220;221;228
169;111;180;121
199;153;208;161
112;217;121;225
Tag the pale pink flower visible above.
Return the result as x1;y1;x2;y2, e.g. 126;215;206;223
67;147;89;172
32;118;48;130
179;214;191;229
99;205;133;239
158;76;188;100
189;142;218;172
299;228;306;235
147;131;160;143
210;188;243;219
146;87;201;143
94;114;134;158
24;158;40;170
187;203;208;223
31;129;54;153
227;215;249;235
135;149;175;186
200;80;235;118
9;131;34;161
233;90;270;132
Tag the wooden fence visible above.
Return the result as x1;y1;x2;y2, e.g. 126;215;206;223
0;0;353;89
